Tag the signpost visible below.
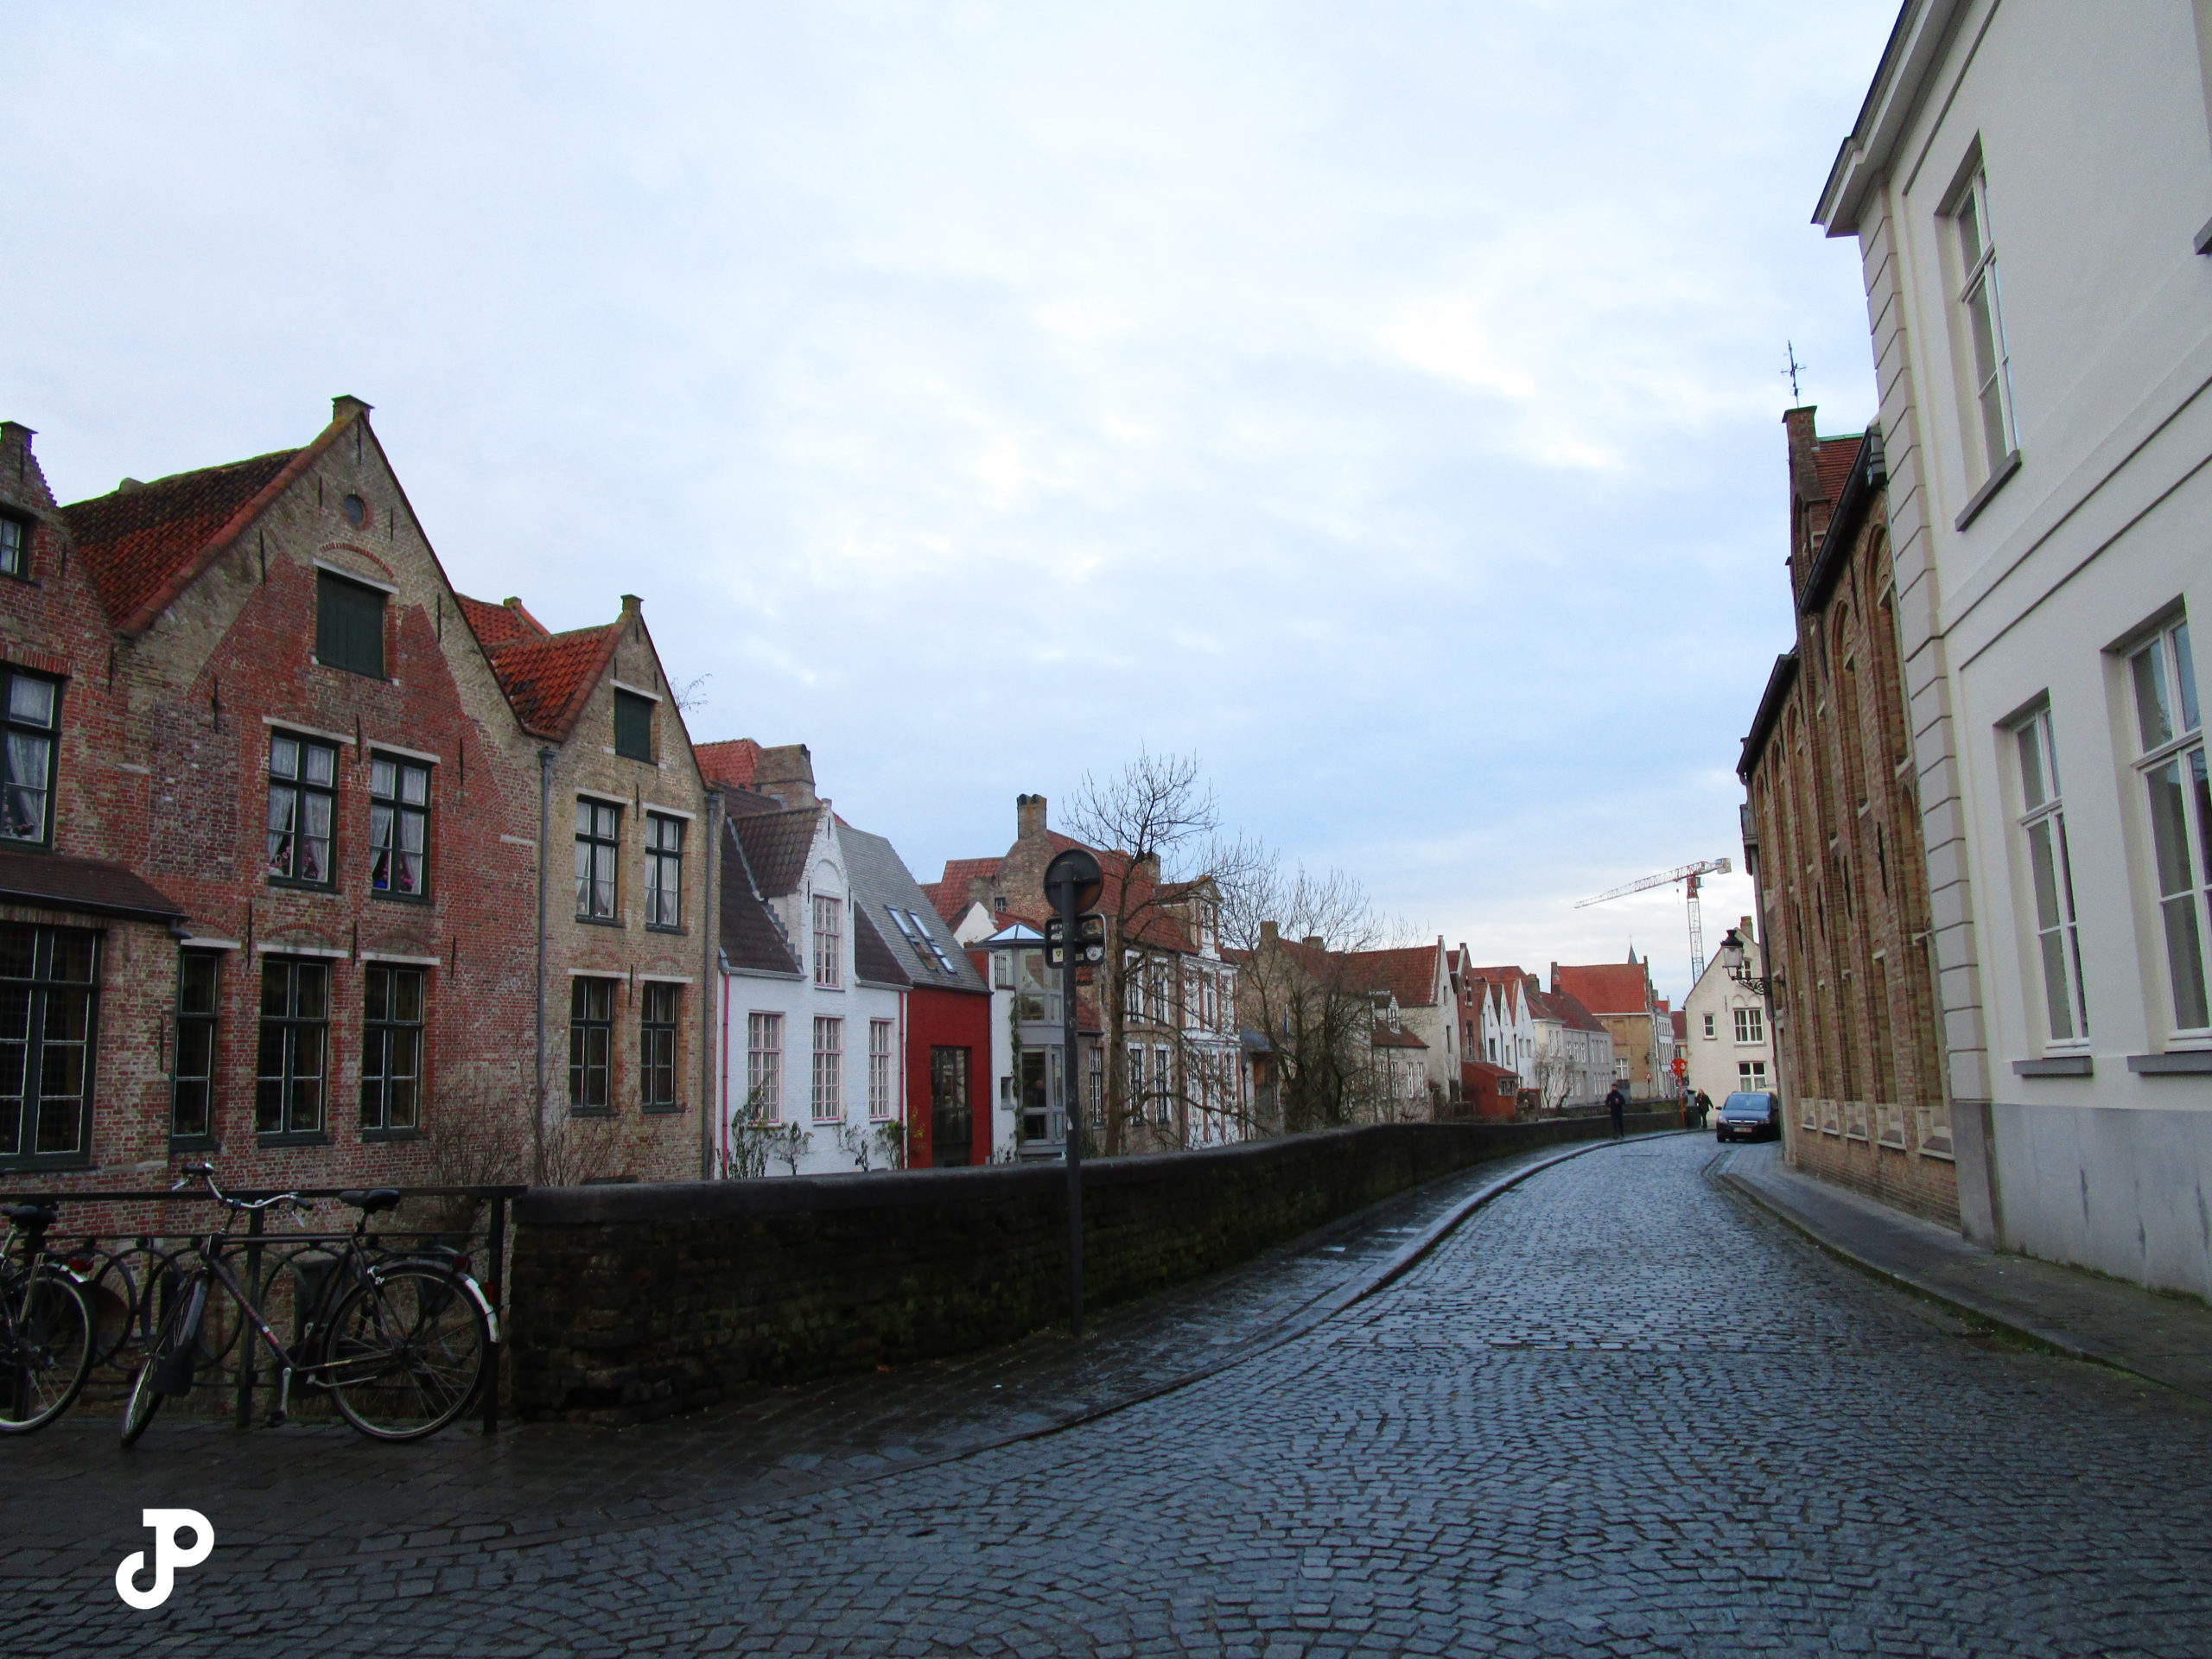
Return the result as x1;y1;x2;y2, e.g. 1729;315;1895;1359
1041;847;1103;1338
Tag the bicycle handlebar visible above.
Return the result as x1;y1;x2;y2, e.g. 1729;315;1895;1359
168;1162;313;1215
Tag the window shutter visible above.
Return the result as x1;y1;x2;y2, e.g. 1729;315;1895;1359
613;690;655;760
316;573;386;678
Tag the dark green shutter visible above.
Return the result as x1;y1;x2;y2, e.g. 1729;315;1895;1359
316;573;386;678
613;690;654;761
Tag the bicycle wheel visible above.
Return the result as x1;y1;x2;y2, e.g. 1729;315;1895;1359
326;1263;487;1441
0;1269;93;1434
122;1272;203;1447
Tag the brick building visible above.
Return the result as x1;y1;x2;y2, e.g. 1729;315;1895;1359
0;400;546;1196
1552;956;1663;1096
1738;410;1955;1225
467;590;717;1184
0;397;712;1198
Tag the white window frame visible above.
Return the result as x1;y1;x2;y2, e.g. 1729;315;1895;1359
746;1011;783;1123
1701;1012;1715;1040
868;1019;895;1120
1732;1006;1764;1046
1948;165;2018;482
2127;616;2209;1038
2012;704;2089;1048
812;894;842;989
812;1015;843;1120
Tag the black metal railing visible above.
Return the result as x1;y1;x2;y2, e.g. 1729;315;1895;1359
0;1184;525;1434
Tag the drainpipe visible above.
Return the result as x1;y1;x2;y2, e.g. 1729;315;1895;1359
700;789;723;1179
534;746;555;1185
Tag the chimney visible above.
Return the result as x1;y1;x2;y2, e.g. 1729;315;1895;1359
1135;851;1162;884
754;743;817;810
1016;793;1047;842
1301;935;1324;950
1740;914;1755;940
0;423;58;515
1548;962;1559;993
1260;920;1279;945
333;395;373;424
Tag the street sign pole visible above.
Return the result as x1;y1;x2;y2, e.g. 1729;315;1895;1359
1041;847;1103;1340
1057;874;1084;1338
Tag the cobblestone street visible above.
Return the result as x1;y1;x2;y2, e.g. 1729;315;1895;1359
17;1134;2212;1657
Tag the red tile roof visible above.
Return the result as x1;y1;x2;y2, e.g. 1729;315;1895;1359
1338;944;1442;1009
1553;963;1651;1018
482;623;621;740
1812;434;1864;503
1372;1023;1427;1050
695;738;766;790
455;593;550;648
1543;986;1610;1034
64;448;307;632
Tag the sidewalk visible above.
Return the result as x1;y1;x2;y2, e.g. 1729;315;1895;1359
1714;1140;2212;1402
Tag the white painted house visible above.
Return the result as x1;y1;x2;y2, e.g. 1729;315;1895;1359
1681;918;1774;1106
713;793;906;1177
1816;0;2212;1294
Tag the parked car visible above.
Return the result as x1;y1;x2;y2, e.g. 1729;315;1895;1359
1715;1090;1781;1143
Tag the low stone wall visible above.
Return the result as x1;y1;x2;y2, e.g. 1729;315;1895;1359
508;1112;1676;1423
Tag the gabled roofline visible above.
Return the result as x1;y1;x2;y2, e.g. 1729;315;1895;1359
1799;429;1885;616
111;411;356;636
1815;0;1967;237
1738;652;1802;783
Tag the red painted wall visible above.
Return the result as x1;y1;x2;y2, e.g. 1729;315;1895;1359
906;984;990;1167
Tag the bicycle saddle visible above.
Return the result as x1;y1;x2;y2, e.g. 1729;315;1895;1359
337;1188;402;1215
2;1202;57;1228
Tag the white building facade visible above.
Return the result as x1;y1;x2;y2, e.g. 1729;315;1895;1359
1817;0;2212;1294
1681;918;1775;1105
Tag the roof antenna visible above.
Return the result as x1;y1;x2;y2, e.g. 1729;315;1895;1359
1782;341;1807;404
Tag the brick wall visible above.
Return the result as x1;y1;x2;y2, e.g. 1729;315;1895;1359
507;1112;1679;1424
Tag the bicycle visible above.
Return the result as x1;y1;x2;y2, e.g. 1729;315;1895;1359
123;1164;496;1446
0;1200;95;1434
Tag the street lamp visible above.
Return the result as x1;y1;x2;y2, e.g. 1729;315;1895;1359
1042;847;1103;1339
1719;927;1780;1001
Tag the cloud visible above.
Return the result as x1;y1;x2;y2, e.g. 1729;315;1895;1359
1;0;1899;1003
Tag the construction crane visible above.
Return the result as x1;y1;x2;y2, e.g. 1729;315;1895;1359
1576;858;1733;986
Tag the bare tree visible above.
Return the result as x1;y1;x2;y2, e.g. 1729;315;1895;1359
1217;849;1398;1135
1065;752;1260;1156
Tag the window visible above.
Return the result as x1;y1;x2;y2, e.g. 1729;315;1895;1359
869;1019;894;1119
1733;1007;1765;1046
2;671;58;846
640;982;679;1109
569;977;614;1110
812;1015;842;1120
2014;707;2088;1045
1702;1013;1716;1040
993;950;1014;989
315;570;386;678
813;894;842;988
1614;1058;1631;1082
360;964;423;1133
0;924;98;1165
0;510;28;578
575;799;620;919
2130;618;2209;1033
170;950;219;1143
893;907;956;973
1738;1060;1769;1090
644;813;683;929
267;733;337;885
1122;953;1142;1020
1950;168;2018;480
746;1011;782;1122
369;755;430;898
1126;1044;1145;1118
613;689;655;762
1154;1045;1173;1124
256;957;328;1138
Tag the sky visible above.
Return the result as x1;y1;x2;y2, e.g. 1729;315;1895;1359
3;1;1900;1005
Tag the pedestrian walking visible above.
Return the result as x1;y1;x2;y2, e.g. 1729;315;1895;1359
1694;1090;1713;1129
1604;1084;1626;1140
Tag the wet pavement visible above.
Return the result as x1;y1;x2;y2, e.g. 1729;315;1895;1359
14;1133;2212;1656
